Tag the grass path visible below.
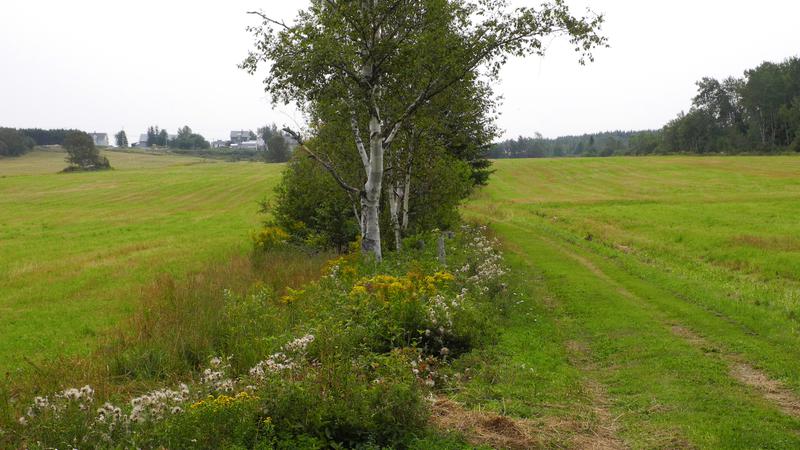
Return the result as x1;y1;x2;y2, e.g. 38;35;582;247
458;157;800;448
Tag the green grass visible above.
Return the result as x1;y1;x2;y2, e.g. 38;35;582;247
7;150;800;446
462;156;800;447
0;149;282;371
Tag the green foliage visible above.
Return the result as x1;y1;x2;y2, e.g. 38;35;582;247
267;153;361;252
242;0;605;258
259;124;292;163
252;226;290;251
495;56;800;157
62;131;110;171
668;56;800;152
0;128;35;157
6;226;509;448
170;125;211;150
146;126;168;147
114;130;129;148
17;128;83;146
400;154;474;235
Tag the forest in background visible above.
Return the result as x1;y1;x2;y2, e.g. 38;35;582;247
492;56;800;158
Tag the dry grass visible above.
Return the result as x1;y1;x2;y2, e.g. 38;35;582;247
431;397;626;449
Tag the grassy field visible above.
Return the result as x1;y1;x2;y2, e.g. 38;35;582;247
6;151;800;446
462;156;800;447
0;149;282;371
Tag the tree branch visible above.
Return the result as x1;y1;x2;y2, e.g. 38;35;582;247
283;128;362;194
349;108;371;170
383;82;433;147
247;11;290;30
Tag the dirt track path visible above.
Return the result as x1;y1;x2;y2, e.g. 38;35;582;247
452;213;800;448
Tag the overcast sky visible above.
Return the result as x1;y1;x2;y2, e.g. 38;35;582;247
1;0;798;142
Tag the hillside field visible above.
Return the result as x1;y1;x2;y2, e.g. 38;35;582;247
0;149;282;371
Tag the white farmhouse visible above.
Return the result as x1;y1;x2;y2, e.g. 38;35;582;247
89;133;109;147
230;130;253;145
237;137;266;150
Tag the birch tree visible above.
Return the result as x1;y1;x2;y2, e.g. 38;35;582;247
242;0;606;261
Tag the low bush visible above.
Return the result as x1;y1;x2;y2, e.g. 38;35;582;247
62;131;111;172
3;225;509;448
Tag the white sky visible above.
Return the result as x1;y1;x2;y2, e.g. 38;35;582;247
1;0;798;141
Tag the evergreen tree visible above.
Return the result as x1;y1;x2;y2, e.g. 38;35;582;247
115;130;128;148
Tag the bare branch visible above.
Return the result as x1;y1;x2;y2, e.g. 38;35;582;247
247;11;290;30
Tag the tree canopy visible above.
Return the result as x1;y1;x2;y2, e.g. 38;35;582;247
493;56;800;157
63;131;111;171
243;0;606;260
259;124;292;163
115;130;129;148
170;126;211;150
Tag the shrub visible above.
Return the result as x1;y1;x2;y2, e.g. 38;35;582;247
7;225;509;448
63;131;110;171
252;226;290;252
268;154;360;252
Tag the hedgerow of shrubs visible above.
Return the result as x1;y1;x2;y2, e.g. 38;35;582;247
6;226;508;448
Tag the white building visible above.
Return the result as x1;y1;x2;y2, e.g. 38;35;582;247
235;137;265;150
230;130;253;144
89;133;109;147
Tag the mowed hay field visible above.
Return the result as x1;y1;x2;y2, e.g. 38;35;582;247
462;156;800;447
0;149;282;371
475;156;800;313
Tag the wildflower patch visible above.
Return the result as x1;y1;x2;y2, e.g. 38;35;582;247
9;225;509;448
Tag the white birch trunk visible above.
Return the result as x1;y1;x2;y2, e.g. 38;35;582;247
388;181;403;252
401;153;412;231
357;0;384;262
361;114;384;261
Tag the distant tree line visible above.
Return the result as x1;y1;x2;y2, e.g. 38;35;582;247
143;125;210;150
18;128;84;146
490;131;647;158
493;56;800;158
660;57;800;153
0;128;36;157
0;128;91;157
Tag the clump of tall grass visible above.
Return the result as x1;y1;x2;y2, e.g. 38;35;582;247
108;250;331;378
2;225;509;448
